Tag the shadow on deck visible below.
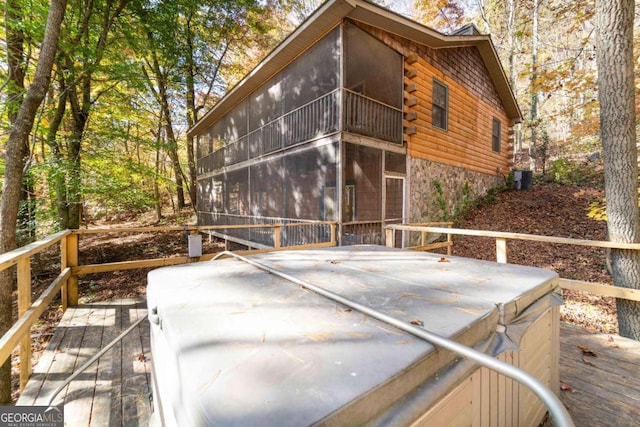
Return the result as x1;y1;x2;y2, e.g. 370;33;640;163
16;300;640;426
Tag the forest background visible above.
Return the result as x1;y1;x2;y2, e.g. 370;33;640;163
0;0;622;240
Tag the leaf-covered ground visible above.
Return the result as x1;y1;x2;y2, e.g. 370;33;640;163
451;179;617;334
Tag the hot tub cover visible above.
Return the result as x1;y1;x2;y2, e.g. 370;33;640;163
147;245;558;426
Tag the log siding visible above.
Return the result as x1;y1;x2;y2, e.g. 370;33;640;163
352;20;514;177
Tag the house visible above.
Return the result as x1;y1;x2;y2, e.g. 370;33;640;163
188;0;522;248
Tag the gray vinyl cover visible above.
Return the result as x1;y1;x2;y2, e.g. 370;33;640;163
146;246;558;427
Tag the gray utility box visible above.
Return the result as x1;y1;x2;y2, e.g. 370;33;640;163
147;246;561;426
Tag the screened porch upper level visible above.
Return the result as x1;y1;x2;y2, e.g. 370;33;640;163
196;23;404;177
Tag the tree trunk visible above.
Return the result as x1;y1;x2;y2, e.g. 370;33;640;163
185;15;198;211
7;0;36;245
51;0;130;229
153;112;164;222
528;0;539;171
66;118;86;229
165;125;186;210
596;0;640;340
6;0;26;124
0;0;67;403
506;0;522;159
145;37;186;210
46;75;71;228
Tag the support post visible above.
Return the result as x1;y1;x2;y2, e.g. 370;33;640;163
385;228;394;248
60;236;68;311
330;223;336;245
447;224;452;256
496;238;507;263
273;226;282;248
66;233;79;306
17;258;32;390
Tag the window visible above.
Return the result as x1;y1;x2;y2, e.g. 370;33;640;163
432;80;448;130
492;118;501;152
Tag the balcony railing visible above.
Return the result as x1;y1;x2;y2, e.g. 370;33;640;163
249;90;340;157
197;87;404;175
342;89;403;144
198;212;335;248
341;221;384;246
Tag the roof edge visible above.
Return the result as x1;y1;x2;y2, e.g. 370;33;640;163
189;0;522;137
188;0;353;137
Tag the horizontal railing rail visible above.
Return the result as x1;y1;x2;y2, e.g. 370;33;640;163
385;224;640;303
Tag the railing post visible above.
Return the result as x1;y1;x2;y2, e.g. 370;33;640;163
60;235;68;311
66;233;79;306
496;238;507;263
330;223;336;246
17;257;32;390
420;231;426;247
273;226;282;249
385;227;395;248
447;223;452;256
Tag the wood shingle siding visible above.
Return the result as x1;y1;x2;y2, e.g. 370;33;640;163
354;20;514;177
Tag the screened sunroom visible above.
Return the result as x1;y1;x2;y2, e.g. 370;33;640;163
196;22;405;247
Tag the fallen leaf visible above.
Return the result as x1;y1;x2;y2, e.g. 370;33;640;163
410;319;424;326
560;383;575;392
578;344;597;357
438;257;450;263
330;260;340;264
348;333;372;338
137;354;146;362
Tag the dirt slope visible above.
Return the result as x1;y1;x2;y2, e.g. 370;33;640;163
451;180;617;333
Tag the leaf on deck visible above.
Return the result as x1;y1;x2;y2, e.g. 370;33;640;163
578;344;597;357
560;382;575;392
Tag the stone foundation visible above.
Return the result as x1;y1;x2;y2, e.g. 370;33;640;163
409;158;503;223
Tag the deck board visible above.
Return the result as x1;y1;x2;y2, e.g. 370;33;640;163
90;300;116;427
17;299;151;426
554;323;640;427
16;300;640;426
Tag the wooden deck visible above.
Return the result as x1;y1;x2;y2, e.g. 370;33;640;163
17;299;151;426
16;300;640;426
553;323;640;427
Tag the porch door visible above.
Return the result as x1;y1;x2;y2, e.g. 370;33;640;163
384;176;404;247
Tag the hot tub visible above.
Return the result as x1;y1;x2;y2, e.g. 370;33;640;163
147;246;562;426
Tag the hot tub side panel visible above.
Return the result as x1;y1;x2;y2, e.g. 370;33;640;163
409;305;560;427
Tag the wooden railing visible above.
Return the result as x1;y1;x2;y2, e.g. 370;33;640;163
5;221;639;397
0;230;71;391
385;224;640;303
401;222;453;254
0;222;337;395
